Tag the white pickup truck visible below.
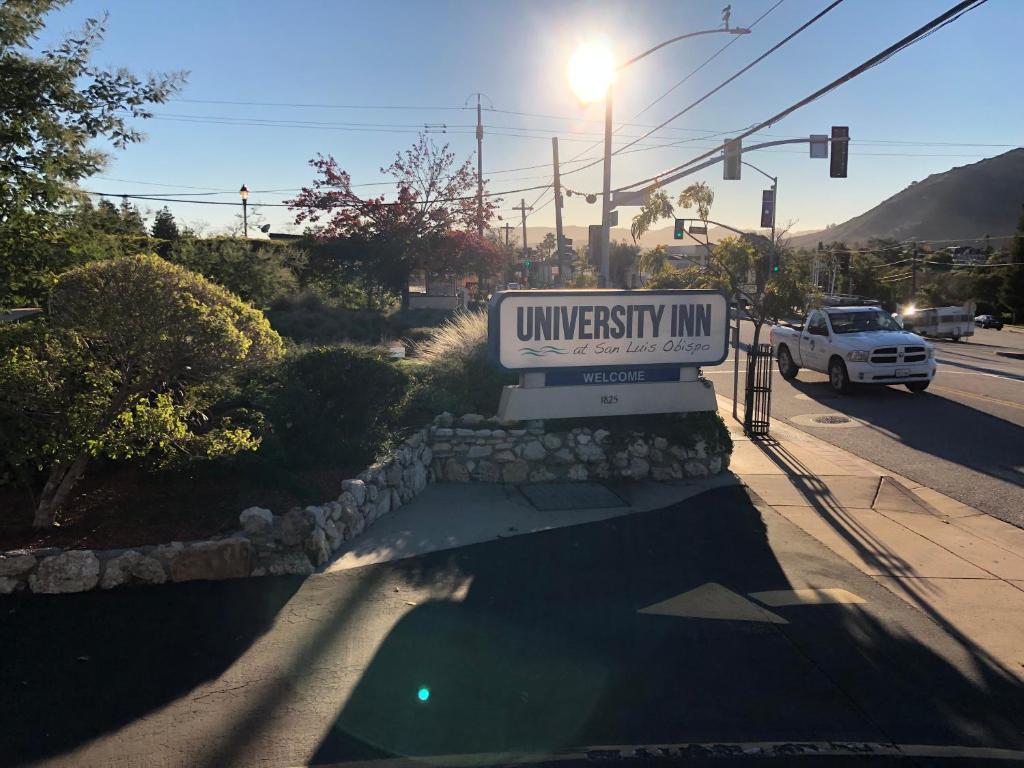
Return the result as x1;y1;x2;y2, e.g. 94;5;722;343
770;305;936;394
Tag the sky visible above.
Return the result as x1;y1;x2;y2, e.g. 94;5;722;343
36;0;1024;239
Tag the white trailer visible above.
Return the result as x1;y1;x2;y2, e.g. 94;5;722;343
898;301;976;341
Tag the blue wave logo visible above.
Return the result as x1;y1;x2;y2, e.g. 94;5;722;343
519;346;568;357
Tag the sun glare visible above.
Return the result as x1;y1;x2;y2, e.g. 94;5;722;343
568;42;615;104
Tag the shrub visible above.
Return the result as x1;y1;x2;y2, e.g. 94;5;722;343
166;237;303;307
267;293;388;345
262;345;410;470
4;254;284;527
401;311;515;424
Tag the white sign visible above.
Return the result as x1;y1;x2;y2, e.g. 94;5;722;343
489;289;729;370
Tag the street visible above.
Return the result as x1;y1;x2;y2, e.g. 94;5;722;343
706;323;1024;526
4;485;1024;768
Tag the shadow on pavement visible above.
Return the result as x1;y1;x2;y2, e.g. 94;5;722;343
787;377;1024;491
0;575;304;768
305;486;1024;765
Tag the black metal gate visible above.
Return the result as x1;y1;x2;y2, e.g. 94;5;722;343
744;343;774;437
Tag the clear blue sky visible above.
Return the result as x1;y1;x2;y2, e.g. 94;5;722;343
38;0;1024;238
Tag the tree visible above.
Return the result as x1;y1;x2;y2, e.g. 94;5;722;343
0;1;185;305
1;255;283;527
151;207;180;241
609;241;640;288
537;232;556;260
289;133;498;304
638;245;670;279
1000;206;1024;323
166;237;303;307
631;182;808;431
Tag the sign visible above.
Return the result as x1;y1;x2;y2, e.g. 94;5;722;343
488;289;729;371
546;365;681;387
689;224;708;236
611;189;648;208
809;134;829;159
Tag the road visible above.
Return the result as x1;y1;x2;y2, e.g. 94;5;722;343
705;323;1024;526
4;486;1024;768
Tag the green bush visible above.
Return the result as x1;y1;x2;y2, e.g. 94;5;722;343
267;293;388;344
3;255;283;527
166;237;303;307
386;307;457;336
262;345;410;469
400;311;515;424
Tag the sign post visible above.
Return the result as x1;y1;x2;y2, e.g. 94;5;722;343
489;289;728;421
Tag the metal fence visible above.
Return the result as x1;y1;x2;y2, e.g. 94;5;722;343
744;343;774;437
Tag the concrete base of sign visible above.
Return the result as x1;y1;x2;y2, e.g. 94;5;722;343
496;379;718;422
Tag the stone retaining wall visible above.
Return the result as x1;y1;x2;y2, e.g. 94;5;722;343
1;411;730;595
428;412;729;484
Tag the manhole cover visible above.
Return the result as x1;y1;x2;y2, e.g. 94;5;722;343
519;482;628;512
789;413;863;429
813;414;851;424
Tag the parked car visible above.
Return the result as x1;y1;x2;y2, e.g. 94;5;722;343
975;314;1004;330
770;305;936;394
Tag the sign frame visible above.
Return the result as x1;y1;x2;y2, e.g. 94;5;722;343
487;288;731;374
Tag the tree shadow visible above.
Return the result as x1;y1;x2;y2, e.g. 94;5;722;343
0;575;304;768
786;377;1024;494
304;486;1024;765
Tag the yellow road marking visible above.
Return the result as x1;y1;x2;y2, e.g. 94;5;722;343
930;384;1024;412
749;588;866;607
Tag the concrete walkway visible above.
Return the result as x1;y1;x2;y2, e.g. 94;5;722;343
720;394;1024;679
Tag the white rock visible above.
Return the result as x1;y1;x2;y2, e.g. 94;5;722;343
576;433;592;445
305;528;330;567
684;459;710;478
0;577;22;594
567;464;588;481
0;552;37;577
575;443;605;463
628;439;650;458
239;507;273;535
100;550;167;589
593;429;610;445
420;447;433;466
627;457;651;478
460;413;485;426
29;551;100;594
542;433;562;450
708;456;723;474
266;552;315;576
522;440;546;461
467;445;492;458
302;505;327;530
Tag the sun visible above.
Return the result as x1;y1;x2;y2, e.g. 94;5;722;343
568;42;616;104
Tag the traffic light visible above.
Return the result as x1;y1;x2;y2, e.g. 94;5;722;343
760;189;775;229
830;126;849;178
723;138;741;180
524;259;532;268
673;219;686;240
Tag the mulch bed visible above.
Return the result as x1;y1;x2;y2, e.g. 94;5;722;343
0;461;356;552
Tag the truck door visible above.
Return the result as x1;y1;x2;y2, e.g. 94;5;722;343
801;310;829;372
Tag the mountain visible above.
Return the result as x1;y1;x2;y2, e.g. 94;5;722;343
789;148;1024;248
513;223;742;252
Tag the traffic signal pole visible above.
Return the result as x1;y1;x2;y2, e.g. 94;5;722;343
552;137;566;287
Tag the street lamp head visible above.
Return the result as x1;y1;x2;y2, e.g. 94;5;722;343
728;27;752;35
239;184;249;201
568;42;615;104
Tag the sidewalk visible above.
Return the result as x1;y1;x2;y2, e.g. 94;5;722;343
719;394;1024;679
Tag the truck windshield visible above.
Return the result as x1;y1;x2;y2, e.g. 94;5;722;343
827;310;903;334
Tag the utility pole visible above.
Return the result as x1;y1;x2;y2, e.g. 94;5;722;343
513;197;532;258
504;222;511;248
911;241;919;297
476;95;484;237
599;97;613;287
552;137;566;288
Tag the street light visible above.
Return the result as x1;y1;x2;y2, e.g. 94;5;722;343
239;184;249;238
568;25;750;287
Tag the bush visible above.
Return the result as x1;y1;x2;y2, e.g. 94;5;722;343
262;345;410;469
267;293;388;345
5;255;283;527
166;237;303;307
401;311;515;424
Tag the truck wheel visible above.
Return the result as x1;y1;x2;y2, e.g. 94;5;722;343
906;382;929;393
777;346;799;380
828;357;852;394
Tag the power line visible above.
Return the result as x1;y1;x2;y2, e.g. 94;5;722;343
617;0;990;192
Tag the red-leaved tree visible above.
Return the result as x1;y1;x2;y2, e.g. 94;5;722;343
289;133;500;304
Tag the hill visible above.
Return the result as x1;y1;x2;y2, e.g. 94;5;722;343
789;148;1024;248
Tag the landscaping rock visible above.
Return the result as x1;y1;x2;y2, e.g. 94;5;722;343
627;457;651;478
593;428;610;445
0;551;37;577
502;460;530;483
435;411;454;427
522;440;546;461
567;464;588;481
467;445;492;459
170;539;252;582
434;427;454;438
575;443;605;463
692;439;708;459
323;520;343;551
493;450;517;463
239;507;273;536
708;456;723;474
444;458;470;482
305;528;330;567
0;577;23;594
420;447;433;466
653;436;669;450
100;550;167;589
265;552;315;576
280;508;313;546
530;468;557;482
550;447;575;464
576;433;592;445
30;551;100;594
460;413;485;426
684;459;710;478
542;433;562;450
628;439;650;458
385;461;403;486
475;461;501;482
411;462;429;493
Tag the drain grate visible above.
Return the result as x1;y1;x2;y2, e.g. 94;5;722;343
519;482;628;512
813;414;851;424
